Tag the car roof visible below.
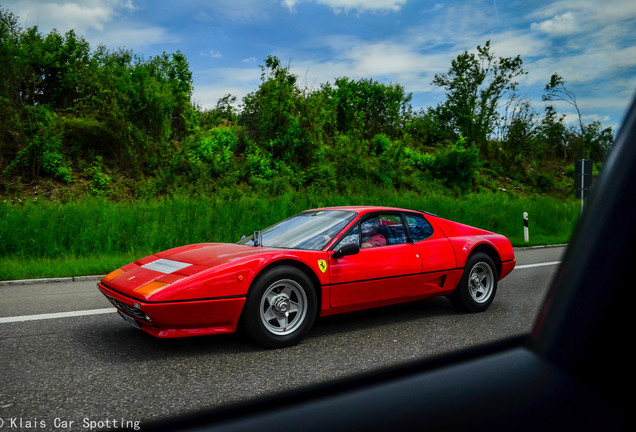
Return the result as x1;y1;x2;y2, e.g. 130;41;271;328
307;205;421;215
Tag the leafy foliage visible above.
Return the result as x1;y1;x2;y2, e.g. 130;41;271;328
241;56;309;164
431;41;527;155
3;106;73;182
1;8;195;183
185;126;237;177
86;156;111;195
321;77;412;140
0;5;616;201
428;138;481;192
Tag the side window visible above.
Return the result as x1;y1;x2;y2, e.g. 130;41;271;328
405;214;434;242
361;214;407;248
334;224;360;249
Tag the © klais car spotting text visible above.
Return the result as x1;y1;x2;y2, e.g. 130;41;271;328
0;417;140;430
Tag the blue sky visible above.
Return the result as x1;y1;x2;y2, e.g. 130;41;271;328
4;0;636;131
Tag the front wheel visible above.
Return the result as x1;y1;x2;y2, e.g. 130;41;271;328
450;252;498;313
243;266;317;348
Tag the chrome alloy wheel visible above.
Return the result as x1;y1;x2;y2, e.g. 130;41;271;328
259;279;308;336
468;262;494;304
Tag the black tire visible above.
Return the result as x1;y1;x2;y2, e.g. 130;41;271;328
449;252;498;313
243;266;317;349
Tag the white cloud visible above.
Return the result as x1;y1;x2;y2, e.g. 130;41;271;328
281;0;300;12
529;0;636;40
4;0;134;33
193;67;261;109
281;0;407;14
529;0;636;23
209;50;222;58
317;0;407;13
3;0;178;51
531;12;578;36
341;41;424;76
485;31;548;59
526;44;636;86
193;85;248;110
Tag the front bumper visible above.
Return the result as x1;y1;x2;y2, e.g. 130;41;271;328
97;282;246;338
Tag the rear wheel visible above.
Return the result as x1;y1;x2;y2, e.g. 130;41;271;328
450;252;498;312
244;266;317;348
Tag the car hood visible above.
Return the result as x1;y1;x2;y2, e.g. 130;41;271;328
100;243;278;301
154;242;270;267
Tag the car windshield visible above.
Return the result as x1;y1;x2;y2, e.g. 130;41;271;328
238;210;356;250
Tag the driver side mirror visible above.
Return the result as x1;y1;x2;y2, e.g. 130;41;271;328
332;243;360;259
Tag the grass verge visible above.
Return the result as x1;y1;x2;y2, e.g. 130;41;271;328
0;191;578;281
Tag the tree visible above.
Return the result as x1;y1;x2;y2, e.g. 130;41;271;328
321;77;412;140
542;73;584;135
0;8;22;168
432;41;526;151
199;94;238;129
500;98;537;167
542;73;613;161
0;9;198;179
240;56;308;163
537;105;567;160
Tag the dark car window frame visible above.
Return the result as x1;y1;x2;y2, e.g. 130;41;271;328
402;212;434;243
330;211;418;250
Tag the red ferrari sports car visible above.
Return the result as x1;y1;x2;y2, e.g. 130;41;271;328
97;206;515;348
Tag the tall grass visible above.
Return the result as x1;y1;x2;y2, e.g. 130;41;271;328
0;192;578;280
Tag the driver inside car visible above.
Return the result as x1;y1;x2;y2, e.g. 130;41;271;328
361;217;386;248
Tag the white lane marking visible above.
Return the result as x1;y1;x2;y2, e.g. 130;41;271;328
0;308;116;324
515;261;561;270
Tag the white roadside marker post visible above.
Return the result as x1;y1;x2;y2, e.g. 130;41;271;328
523;212;529;243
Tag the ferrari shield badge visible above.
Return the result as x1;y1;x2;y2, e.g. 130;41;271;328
318;259;327;273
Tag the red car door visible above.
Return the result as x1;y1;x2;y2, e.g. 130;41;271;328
328;214;423;310
403;213;458;294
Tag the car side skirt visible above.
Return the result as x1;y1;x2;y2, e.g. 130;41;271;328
319;269;463;316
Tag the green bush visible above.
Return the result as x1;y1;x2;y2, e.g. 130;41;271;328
428;137;480;192
3;107;73;183
37;132;73;183
86;156;111;195
333;134;372;180
403;146;433;170
186;126;237;176
534;172;555;193
245;146;276;180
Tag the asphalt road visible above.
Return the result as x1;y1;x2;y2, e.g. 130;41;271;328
0;246;565;431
